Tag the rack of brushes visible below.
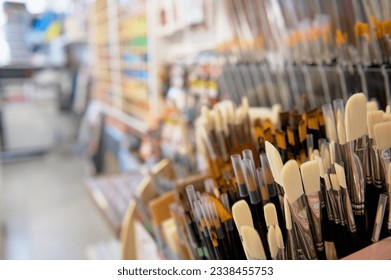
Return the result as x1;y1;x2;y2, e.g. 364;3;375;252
130;93;391;260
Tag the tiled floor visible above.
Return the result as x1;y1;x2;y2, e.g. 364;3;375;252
0;113;115;259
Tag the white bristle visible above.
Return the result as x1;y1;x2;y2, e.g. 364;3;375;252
374;121;391;149
242;97;249;113
324;174;332;191
345;93;367;142
284;195;292;230
214;109;223;132
229;101;236;123
311;149;320;160
281;160;304;204
367;110;384;139
241;226;266;260
201;106;210;123
383;113;391;122
209;111;216;129
330;141;336;164
386;105;390;114
300;160;320;194
367;100;379;111
334;163;347;189
265;141;284;186
316;155;325;178
275;225;284;249
330;174;340;191
325;115;338;143
264;203;278;227
267;226;278;259
235;107;244;123
337;118;347;145
217;106;229;134
232;200;254;235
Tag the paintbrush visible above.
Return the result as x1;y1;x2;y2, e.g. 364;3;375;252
345;93;368;248
334;162;359;254
284;195;299;260
256;167;270;205
221;193;246;259
275;129;288;163
231;154;251;206
232;200;254;258
260;153;285;237
281;159;317;260
373;121;391;235
366;110;385;237
241;226;266;260
267;225;278;260
240;158;270;257
300;159;326;259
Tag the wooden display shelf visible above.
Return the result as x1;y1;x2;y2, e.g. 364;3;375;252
85;171;144;237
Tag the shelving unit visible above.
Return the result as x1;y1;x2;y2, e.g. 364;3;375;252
90;0;152;129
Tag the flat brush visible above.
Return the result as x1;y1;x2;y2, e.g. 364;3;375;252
373;121;391;235
275;129;288;163
284;195;299;260
256;167;270;205
267;226;278;260
221;193;246;259
260;153;285;238
240;158;270;258
345;93;368;248
300;159;326;259
330;173;349;258
366;110;385;239
241;226;266;260
281;159;317;260
232;200;254;259
335;163;359;255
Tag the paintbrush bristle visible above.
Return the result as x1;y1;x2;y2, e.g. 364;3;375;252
300;160;320;194
264;203;278;227
334;163;347;189
345;93;367;142
367;100;379;111
387;105;390;114
267;226;278;259
330;174;340;191
275;225;284;249
367;110;384;139
281;159;304;204
374;121;391;149
337;118;347;145
265;141;284;186
241;225;266;260
284;195;292;230
232;200;254;235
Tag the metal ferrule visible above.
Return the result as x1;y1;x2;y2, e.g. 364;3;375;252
289;197;318;260
285;230;299;260
306;192;324;252
367;138;374;185
341;188;357;233
327;190;340;224
333;190;347;226
347;141;366;215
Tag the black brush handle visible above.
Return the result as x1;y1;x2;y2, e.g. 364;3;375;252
354;213;368;250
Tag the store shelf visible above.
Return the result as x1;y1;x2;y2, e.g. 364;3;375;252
85;171;144;236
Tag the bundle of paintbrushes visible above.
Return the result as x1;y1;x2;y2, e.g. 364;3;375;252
178;93;391;260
